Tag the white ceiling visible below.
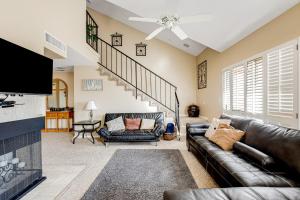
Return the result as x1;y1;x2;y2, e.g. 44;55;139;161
88;0;300;55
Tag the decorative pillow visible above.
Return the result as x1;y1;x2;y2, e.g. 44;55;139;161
205;118;231;138
106;117;125;132
208;128;245;151
140;119;155;130
218;123;232;129
125;118;141;130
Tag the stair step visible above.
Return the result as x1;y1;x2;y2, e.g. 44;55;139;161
97;65;175;116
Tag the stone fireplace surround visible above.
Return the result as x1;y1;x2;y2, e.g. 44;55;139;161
0;117;45;200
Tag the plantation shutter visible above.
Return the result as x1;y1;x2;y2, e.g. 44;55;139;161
267;43;297;118
232;65;245;111
223;70;231;111
246;57;263;114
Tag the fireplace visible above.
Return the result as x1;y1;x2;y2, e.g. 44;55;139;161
0;117;45;200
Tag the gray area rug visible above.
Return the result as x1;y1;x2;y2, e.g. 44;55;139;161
82;149;197;200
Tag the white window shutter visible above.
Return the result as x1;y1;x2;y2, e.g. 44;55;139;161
223;70;231;111
232;65;245;111
246;57;263;114
267;43;297;119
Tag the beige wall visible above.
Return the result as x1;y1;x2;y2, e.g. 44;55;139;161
0;0;97;123
74;66;157;122
197;4;300;120
0;0;97;63
53;72;74;107
87;8;197;115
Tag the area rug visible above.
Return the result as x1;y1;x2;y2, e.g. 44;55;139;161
81;149;197;200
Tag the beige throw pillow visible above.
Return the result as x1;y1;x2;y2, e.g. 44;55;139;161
140;119;155;129
208;128;245;151
205;118;231;138
106;117;125;132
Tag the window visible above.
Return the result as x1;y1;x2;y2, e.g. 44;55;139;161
232;65;245;111
222;40;298;128
222;70;231;111
246;57;263;114
267;44;296;118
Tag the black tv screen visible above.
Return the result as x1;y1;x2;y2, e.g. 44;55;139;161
0;38;53;95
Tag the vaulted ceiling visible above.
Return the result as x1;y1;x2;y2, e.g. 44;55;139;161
88;0;300;56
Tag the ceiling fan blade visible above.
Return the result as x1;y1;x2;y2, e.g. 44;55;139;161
128;17;158;23
179;15;212;24
145;27;165;40
171;26;188;40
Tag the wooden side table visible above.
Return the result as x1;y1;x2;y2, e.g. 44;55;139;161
44;111;74;132
72;120;101;144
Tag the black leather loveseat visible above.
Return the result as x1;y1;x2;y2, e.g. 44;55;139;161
164;114;300;200
98;112;164;146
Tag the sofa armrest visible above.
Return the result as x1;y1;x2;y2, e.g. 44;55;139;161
98;127;110;137
152;123;165;137
186;123;209;134
186;122;210;129
233;142;276;169
188;128;207;137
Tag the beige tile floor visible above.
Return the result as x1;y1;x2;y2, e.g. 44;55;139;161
23;132;217;200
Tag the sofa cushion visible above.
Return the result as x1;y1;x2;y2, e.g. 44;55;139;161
125;118;141;130
208;128;245;151
105;112;164;125
220;114;252;132
244;121;300;175
164;187;300;200
140;118;155;129
233;141;276;169
106;116;125;132
110;129;154;136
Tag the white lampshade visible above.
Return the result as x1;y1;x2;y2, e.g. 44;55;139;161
85;101;97;111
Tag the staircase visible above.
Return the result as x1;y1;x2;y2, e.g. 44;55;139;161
86;11;180;134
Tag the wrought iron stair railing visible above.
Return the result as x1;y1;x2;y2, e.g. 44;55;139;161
86;11;180;132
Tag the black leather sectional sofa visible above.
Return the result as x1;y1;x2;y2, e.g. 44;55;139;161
164;114;300;200
98;112;165;146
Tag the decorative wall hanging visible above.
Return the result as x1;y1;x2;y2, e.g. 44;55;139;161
82;79;103;91
135;42;147;56
197;60;207;89
86;24;98;43
111;32;123;46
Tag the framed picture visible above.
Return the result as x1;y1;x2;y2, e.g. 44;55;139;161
135;42;147;56
197;60;207;89
111;32;122;46
82;79;103;91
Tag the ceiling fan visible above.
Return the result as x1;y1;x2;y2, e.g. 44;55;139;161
129;14;212;40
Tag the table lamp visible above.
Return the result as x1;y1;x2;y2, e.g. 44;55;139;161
85;101;97;121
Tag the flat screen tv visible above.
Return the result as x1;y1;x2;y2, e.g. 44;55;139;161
0;38;53;95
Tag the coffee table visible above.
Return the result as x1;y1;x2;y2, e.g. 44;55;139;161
72;120;101;144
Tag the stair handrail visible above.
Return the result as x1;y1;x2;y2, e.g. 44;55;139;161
97;38;177;89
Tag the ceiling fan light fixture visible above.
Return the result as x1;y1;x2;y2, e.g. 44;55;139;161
128;13;212;41
159;15;179;29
